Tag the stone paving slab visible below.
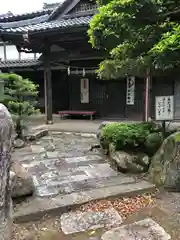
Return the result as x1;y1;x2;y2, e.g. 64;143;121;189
20;151;120;197
65;155;103;163
101;218;171;240
13;180;155;223
85;164;117;178
61;208;122;235
23;157;105;168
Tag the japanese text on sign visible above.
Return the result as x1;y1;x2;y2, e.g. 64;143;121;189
126;76;135;105
155;96;174;121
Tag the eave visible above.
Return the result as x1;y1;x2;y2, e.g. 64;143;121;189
0;59;41;68
0;15;92;37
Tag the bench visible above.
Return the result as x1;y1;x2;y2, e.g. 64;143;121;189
58;111;96;120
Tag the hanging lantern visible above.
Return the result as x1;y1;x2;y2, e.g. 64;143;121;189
83;68;86;77
67;66;70;75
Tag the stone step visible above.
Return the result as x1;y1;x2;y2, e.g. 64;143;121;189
13;180;155;223
34;175;136;197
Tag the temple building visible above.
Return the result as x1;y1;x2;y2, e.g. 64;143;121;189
0;0;178;122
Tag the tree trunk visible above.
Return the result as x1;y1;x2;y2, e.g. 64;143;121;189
0;104;13;240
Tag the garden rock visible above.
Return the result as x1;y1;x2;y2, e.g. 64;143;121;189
149;131;180;190
13;138;25;148
109;144;150;173
11;162;35;198
0;103;14;240
28;129;48;141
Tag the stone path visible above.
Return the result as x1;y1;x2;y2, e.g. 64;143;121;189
11;131;175;239
12;132;154;222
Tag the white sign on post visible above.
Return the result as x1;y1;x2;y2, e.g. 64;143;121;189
126;76;135;105
155;96;174;121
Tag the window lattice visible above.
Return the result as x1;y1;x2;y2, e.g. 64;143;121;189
71;3;97;13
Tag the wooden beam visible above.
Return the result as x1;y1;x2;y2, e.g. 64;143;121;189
43;44;53;124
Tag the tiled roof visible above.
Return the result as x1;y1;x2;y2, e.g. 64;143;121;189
0;15;49;29
0;15;92;34
0;12;13;19
0;59;41;68
0;1;66;22
0;9;53;22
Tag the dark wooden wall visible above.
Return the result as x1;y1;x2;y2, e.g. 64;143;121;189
151;77;174;119
10;67;176;120
68;74;144;120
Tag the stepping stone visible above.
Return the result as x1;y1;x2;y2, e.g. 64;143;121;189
85;163;117;178
101;218;171;240
31;145;46;154
65;155;102;163
61;208;123;235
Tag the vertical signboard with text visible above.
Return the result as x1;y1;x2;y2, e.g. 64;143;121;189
126;76;135;105
155;96;174;121
80;78;89;103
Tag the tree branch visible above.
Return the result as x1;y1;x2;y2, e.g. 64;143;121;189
160;8;180;18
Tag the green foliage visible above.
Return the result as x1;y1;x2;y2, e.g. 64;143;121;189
89;0;180;78
0;73;39;138
101;122;162;155
145;132;163;156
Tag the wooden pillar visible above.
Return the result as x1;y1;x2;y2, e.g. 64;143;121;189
43;45;53;124
3;42;7;61
144;68;151;122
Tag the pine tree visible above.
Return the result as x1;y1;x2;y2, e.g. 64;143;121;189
0;73;39;139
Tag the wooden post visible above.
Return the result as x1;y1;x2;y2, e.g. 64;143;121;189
3;42;7;61
144;68;151;122
43;45;53;124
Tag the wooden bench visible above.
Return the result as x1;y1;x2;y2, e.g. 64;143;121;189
58;110;96;120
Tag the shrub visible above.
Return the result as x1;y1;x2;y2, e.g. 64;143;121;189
101;122;161;154
145;132;163;156
0;73;39;139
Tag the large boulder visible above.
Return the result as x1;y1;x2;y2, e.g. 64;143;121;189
0;104;14;240
11;162;35;198
149;131;180;190
109;144;150;173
